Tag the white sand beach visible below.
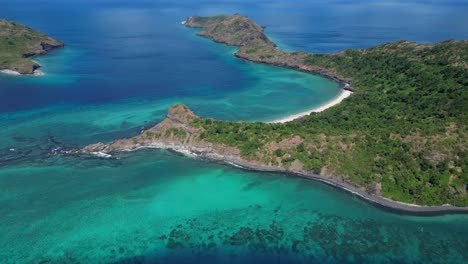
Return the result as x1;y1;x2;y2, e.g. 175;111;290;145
269;89;353;123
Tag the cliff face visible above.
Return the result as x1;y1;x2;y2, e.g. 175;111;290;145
0;20;64;74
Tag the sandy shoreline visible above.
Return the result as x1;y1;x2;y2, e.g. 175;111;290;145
270;87;352;123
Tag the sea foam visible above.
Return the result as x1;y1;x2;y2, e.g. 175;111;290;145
0;69;21;75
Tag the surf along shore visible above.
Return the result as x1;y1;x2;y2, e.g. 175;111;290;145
75;14;467;214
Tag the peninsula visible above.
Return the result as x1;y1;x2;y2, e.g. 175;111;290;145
0;19;64;75
80;15;467;213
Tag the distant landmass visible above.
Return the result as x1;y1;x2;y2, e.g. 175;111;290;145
0;19;64;74
80;14;467;211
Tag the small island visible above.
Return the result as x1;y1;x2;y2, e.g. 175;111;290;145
0;19;64;75
79;14;467;213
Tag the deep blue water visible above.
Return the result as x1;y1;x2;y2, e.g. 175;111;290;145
1;0;467;114
0;1;467;263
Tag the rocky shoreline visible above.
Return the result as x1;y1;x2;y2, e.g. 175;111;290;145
0;41;64;75
78;141;468;215
0;19;64;75
232;53;357;90
74;104;468;215
185;14;357;91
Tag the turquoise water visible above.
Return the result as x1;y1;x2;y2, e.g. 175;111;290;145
1;151;467;263
0;36;340;167
1;1;468;263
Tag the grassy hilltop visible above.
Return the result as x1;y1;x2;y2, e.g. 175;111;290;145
0;19;64;74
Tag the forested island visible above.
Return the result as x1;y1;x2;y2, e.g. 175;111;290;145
0;19;63;74
80;14;467;212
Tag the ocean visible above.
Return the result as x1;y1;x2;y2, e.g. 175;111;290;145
0;0;467;263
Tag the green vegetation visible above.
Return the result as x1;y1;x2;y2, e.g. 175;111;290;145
85;15;467;206
187;14;275;48
165;128;187;140
144;131;161;139
190;15;227;27
0;19;63;74
190;39;467;206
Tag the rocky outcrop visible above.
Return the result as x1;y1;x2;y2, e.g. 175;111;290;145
82;105;242;157
21;41;64;59
185;14;354;86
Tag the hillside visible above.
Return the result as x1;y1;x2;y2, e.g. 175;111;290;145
82;15;467;208
0;19;64;74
